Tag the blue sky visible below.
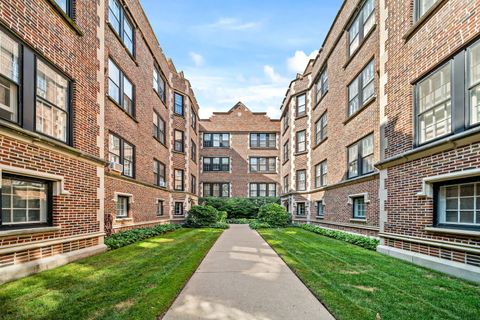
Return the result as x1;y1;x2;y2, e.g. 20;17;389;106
140;0;342;119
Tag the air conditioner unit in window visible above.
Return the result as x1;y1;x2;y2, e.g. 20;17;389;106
108;162;123;173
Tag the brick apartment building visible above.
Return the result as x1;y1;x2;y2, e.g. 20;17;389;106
103;0;200;234
199;102;280;198
280;0;380;237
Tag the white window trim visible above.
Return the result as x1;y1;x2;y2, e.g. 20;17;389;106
416;168;480;198
347;193;370;205
0;165;70;196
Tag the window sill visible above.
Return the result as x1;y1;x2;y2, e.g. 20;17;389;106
250;147;278;150
403;0;448;41
107;96;139;123
315;216;325;219
282;159;290;166
172;150;185;155
295;114;308;121
46;0;83;36
313;91;328;110
107;22;138;66
153;136;168;149
425;226;480;237
153;88;167;106
350;218;366;223
312;137;328;150
115;218;133;222
294;151;308;156
282;127;290;136
343;24;377;69
343;96;376;125
0;226;61;237
173;113;185;119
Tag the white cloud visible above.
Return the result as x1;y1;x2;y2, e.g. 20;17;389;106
286;50;318;74
207;17;261;31
189;52;205;67
263;65;287;83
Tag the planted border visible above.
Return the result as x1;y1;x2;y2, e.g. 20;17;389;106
105;224;181;249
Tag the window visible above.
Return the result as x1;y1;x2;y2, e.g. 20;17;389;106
348;0;375;56
174;169;184;191
153;111;166;144
203;157;230;172
296;202;306;216
1;175;51;228
296;94;306;117
203;183;230;197
283;175;289;193
436;180;480;228
0;30;20;123
153;66;166;102
54;0;72;17
108;134;135;177
283;141;289;162
36;60;70;142
249;157;276;173
108;0;134;55
296;130;306;153
348;134;374;178
315;113;327;145
250;133;276;148
191;175;197;194
283;108;290;132
316;200;325;217
174;202;184;215
191;140;197;162
315;161;327;188
414;41;480;145
353;197;366;219
156;200;164;216
153;160;166;187
108;59;134;116
249;183;276;197
203;133;230;148
316;69;328;103
191;110;197;130
174;92;184;116
174;130;184;152
348;60;375;117
415;0;438;22
116;196;129;218
296;170;306;191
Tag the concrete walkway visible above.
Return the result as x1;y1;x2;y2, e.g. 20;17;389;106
162;224;334;320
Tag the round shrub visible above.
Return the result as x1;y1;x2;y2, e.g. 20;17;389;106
185;205;219;227
257;203;290;227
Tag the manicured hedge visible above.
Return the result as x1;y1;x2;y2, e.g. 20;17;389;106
105;224;181;250
257;203;291;227
225;218;256;224
249;221;273;229
200;197;279;219
297;223;379;250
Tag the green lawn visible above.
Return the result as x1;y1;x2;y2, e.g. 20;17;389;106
0;228;222;320
258;228;480;320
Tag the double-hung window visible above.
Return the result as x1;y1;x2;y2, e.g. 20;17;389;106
414;0;438;22
174;92;184;116
296;170;306;191
116;196;129;218
283;141;289;162
296;94;306;117
348;134;374;179
54;0;73;17
296;202;306;216
153;111;166;144
316;200;325;217
203;133;230;148
316;69;328;103
249;157;276;173
315;113;327;145
109;134;135;177
436;180;480;229
1;174;52;228
156;200;164;216
203;157;229;172
191;110;197;130
315;161;327;188
250;133;276;148
203;183;230;197
153;160;166;187
191;175;197;194
108;0;135;55
174;202;184;215
191;140;197;162
153;66;166;102
174;130;184;152
249;183;276;197
353;197;366;219
0;30;20;123
108;59;134;116
283;175;289;193
283;108;290;132
174;169;184;191
296;130;306;153
348;0;375;56
348;60;375;117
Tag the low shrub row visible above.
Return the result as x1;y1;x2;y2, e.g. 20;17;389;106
105;224;181;250
225;218;256;224
200;197;279;219
248;221;272;229
297;223;379;250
